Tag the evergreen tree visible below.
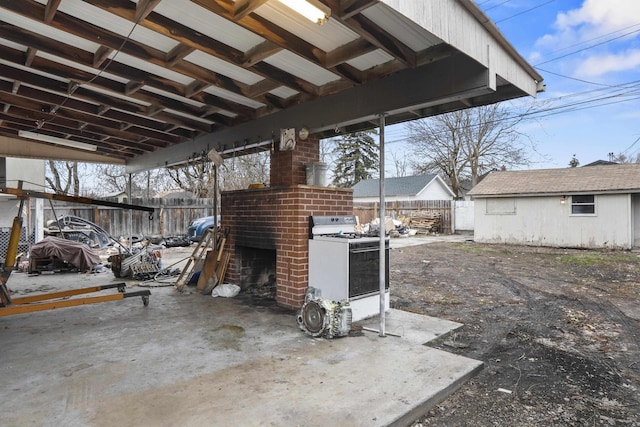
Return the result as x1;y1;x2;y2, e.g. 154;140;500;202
331;130;379;188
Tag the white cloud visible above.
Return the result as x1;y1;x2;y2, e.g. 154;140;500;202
533;0;640;76
555;0;640;35
575;49;640;78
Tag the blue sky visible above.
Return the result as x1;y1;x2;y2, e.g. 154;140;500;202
384;0;640;172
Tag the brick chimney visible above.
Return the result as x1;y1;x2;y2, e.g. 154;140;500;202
221;134;353;309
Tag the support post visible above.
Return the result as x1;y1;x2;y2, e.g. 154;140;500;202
378;114;387;337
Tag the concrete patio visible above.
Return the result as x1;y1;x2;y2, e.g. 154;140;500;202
1;265;482;427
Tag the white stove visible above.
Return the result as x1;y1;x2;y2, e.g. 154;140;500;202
308;215;389;321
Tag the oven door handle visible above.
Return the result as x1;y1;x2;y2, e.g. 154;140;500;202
349;247;386;254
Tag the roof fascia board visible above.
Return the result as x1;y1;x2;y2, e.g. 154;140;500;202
470;190;640;198
379;0;543;95
433;175;457;197
126;54;493;173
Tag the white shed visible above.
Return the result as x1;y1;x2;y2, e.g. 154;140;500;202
468;164;640;249
352;174;455;203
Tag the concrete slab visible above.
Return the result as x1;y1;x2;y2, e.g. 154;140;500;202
1;271;482;427
359;308;463;345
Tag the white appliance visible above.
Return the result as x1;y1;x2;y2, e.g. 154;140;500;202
308;215;389;321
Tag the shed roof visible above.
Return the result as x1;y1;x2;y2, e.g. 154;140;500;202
353;174;447;197
467;164;640;197
0;0;543;173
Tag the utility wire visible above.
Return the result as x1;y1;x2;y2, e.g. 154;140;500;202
495;0;555;24
532;22;640;65
483;0;512;13
29;13;144;132
534;27;640;66
380;83;640;146
535;67;631;88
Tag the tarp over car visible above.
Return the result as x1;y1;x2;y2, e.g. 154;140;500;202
29;236;101;272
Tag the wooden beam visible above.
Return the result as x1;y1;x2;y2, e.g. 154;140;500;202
0;43;216;132
135;0;162;22
185;80;211;98
242;40;282;67
338;0;377;19
166;44;196;66
67;81;79;95
125;81;145;96
43;0;62;24
324;38;376;68
93;46;113;68
24;47;37;67
232;0;269;20
339;13;417;68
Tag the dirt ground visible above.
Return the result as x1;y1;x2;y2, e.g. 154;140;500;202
389;241;640;427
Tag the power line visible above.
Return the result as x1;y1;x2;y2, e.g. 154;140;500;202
532;22;640;65
483;0;513;13
534;26;640;66
494;0;555;24
535;67;629;87
375;82;640;145
621;136;640;155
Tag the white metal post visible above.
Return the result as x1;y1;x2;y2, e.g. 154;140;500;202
378;114;387;337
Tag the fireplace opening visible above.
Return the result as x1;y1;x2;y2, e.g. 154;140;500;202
237;246;276;300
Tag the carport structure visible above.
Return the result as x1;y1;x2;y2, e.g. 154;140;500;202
0;0;543;309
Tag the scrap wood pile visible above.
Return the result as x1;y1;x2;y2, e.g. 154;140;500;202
174;228;231;295
409;211;442;234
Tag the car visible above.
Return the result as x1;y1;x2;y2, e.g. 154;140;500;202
187;215;220;242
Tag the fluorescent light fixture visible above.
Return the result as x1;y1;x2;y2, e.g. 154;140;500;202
278;0;330;25
18;130;98;152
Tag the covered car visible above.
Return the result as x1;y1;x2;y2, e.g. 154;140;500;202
29;236;101;272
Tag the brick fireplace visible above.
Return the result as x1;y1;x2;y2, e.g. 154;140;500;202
221;136;353;309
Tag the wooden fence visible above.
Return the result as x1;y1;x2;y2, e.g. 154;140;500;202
33;197;215;238
26;197;452;240
353;200;452;234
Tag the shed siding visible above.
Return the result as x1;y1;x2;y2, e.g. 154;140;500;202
474;194;631;249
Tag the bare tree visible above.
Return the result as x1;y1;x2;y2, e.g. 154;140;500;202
612;152;640;164
218;151;270;191
45;161;80;195
406;103;531;197
166;160;215;198
388;149;411;177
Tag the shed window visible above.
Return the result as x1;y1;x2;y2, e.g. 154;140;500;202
486;198;516;214
571;195;595;214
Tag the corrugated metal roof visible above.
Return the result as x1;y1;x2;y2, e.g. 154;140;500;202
353;174;438;197
363;4;443;51
468;164;640;197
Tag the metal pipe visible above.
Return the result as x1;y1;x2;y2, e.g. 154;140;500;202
213;164;218;233
128;173;133;249
48;199;64;240
378;113;387;337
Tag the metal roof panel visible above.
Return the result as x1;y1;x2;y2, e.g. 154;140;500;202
184;50;264;86
152;0;265;52
262;50;340;86
256;2;359;52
